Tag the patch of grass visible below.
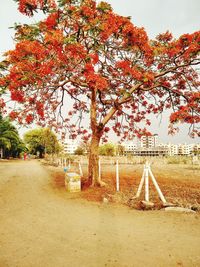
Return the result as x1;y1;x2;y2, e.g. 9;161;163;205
167;156;190;164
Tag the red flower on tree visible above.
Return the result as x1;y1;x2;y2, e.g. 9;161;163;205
9;111;18;120
0;0;199;187
25;114;34;124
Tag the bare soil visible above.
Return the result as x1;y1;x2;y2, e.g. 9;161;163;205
0;159;200;267
51;160;200;210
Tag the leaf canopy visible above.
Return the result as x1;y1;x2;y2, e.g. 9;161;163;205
0;0;199;141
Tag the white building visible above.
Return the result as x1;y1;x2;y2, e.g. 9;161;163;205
178;143;194;155
158;143;194;156
169;144;179;156
158;143;179;156
140;134;158;148
121;141;137;154
120;136;199;157
63;138;78;154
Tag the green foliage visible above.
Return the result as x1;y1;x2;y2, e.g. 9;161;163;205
97;2;112;12
193;148;200;156
167;156;190;164
116;144;125;156
99;143;115;156
74;146;85;155
23;127;61;157
0;115;26;158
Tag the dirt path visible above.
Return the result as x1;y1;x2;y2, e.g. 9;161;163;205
0;160;200;267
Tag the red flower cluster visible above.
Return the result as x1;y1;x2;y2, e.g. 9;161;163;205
116;61;143;80
44;12;59;29
1;0;199;140
10;90;24;103
25;114;34;124
0;98;5;109
36;101;44;118
170;106;200;124
18;0;56;16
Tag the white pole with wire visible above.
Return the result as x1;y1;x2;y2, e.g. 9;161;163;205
116;160;120;192
148;167;167;204
136;169;145;198
144;163;149;202
79;162;83;176
98;159;101;180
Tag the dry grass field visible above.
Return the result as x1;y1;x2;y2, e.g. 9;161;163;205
50;157;200;211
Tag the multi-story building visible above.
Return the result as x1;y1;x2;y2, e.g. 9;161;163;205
178;143;194;155
140;134;158;148
158;143;179;156
120;135;199;157
122;141;137;155
63;137;78;154
133;146;168;157
169;144;179;156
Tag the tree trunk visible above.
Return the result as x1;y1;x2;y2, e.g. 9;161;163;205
88;133;105;187
88;88;105;187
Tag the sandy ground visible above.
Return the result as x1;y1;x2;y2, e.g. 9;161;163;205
0;160;200;267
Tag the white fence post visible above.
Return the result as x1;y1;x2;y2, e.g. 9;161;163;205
148;167;167;204
116;160;120;192
79;162;83;176
136;169;145;198
98;159;101;179
144;164;149;202
135;161;167;204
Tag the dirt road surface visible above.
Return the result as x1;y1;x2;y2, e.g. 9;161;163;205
0;160;200;267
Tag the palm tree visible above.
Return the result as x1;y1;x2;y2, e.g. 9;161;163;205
0;115;26;158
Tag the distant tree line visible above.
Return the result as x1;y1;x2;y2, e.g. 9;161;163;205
0;115;62;159
74;143;124;157
23;128;61;158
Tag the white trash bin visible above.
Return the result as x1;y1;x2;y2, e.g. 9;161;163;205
65;173;81;192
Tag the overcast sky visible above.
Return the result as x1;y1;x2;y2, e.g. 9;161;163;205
0;0;200;144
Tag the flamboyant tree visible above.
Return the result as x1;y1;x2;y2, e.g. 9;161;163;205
0;0;199;186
